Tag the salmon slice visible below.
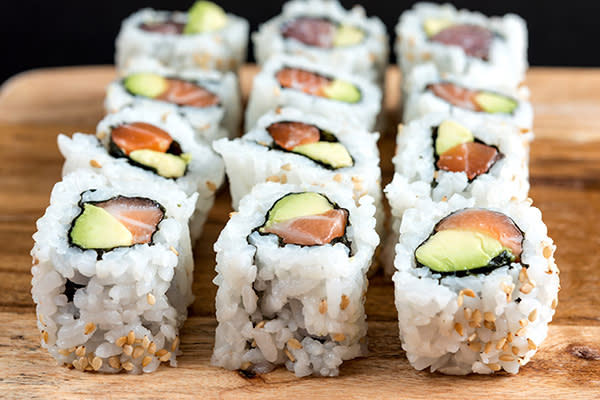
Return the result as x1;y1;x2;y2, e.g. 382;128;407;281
276;68;332;97
437;142;500;180
95;197;165;245
427;82;482;111
281;18;335;48
435;208;523;259
140;21;185;34
156;79;219;107
430;24;493;60
111;122;173;155
267;121;321;150
262;208;348;246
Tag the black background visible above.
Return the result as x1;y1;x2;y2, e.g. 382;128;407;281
1;0;597;83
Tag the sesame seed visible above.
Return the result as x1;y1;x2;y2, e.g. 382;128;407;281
97;131;107;140
155;349;168;358
122;361;134;371
441;196;448;202
499;354;514;362
543;246;552;258
275;107;282;114
84;322;95;335
146;293;156;305
257;141;269;147
169;246;179;256
520;128;531;134
122;344;133;356
287;338;303;350
472;310;482;326
240;361;252;370
251;340;256;347
281;163;292;171
488;363;501;372
502;341;510;352
519;268;528;283
108;356;120;370
159;351;171;362
333;174;343;183
484;342;492;354
72;359;82;371
79;357;89;370
551;298;558;309
206;180;217;191
280;174;288;184
496;338;507;350
332;333;345;342
115;336;127;347
340;295;350;310
468;342;482;352
520;283;534;294
483;321;496;331
161;112;170;122
75;346;86;357
38;314;46;326
319;299;328;314
89;159;102;168
284;348;295;362
142;356;153;367
91;357;102;371
461;288;476;298
527;338;537;350
457;294;464;307
255;321;266;329
454;322;464;336
463;307;472;320
351;176;363;183
132;346;144;359
42;330;48;343
468;333;477;342
171;336;180;352
506;332;513;343
266;175;280;182
127;330;135;345
519;319;529;327
512;346;520;356
143;335;150;350
516;327;527;337
228;211;238;218
67;347;76;353
148;342;157;355
58;348;71;356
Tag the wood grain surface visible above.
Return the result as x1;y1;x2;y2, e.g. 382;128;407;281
1;66;599;399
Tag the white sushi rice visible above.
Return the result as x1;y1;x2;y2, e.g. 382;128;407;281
383;113;531;275
392;195;560;375
211;182;379;377
31;169;198;373
402;63;534;131
58;105;224;242
395;2;528;88
115;7;249;74
105;57;241;141
213;107;384;237
253;0;389;85
244;54;382;131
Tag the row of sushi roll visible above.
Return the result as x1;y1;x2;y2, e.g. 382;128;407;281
385;2;559;376
28;0;560;379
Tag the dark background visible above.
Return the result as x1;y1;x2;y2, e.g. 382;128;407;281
1;0;597;83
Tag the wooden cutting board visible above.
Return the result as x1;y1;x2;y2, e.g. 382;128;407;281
0;66;599;399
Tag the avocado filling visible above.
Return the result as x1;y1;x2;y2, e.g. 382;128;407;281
415;208;523;275
109;122;191;179
426;82;518;114
432;121;502;180
266;121;354;169
257;192;350;248
275;68;361;103
70;195;165;251
281;17;364;48
124;72;219;108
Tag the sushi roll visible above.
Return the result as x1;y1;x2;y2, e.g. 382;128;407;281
392;195;560;374
58;104;225;242
402;63;534;131
213;107;384;236
244;55;382;131
382;113;531;275
211;182;379;377
395;2;528;88
105;57;241;141
31;169;198;373
253;0;388;85
115;1;249;74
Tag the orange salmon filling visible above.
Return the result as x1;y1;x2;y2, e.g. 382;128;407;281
276;68;332;97
436;208;523;259
437;142;500;180
95;197;164;245
427;82;482;111
262;208;348;246
267;121;320;150
155;79;219;107
111;122;173;155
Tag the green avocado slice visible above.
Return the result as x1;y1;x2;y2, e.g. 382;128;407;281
333;25;365;47
423;18;454;37
415;229;507;273
184;1;227;34
435;120;474;156
473;92;518;114
322;79;361;103
129;149;190;178
292;142;353;169
124;73;168;98
70;204;133;250
261;192;333;231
